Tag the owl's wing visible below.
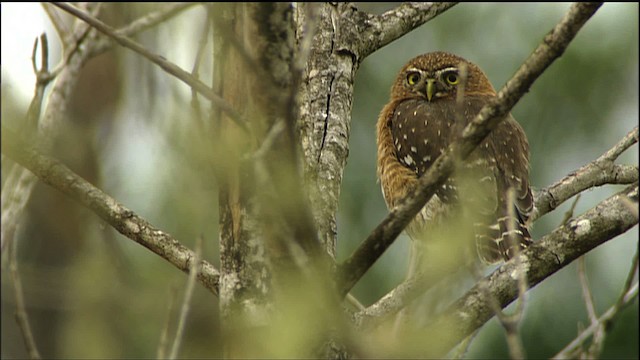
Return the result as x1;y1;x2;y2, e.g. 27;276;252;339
390;97;533;263
484;114;534;261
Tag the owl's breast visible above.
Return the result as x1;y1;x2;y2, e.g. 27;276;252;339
390;98;460;176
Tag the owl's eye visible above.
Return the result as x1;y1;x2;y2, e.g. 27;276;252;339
444;72;459;85
406;72;421;85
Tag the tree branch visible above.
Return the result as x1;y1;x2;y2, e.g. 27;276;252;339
52;2;248;132
8;241;41;359
118;3;197;37
414;183;638;357
354;2;458;59
338;2;604;297
1;126;221;296
553;248;639;359
531;126;639;222
1;33;56;253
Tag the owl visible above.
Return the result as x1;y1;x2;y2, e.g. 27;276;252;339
376;51;533;270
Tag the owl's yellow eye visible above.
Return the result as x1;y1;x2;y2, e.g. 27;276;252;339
406;72;421;85
444;72;459;85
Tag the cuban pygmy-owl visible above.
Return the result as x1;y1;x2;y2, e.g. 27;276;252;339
376;51;533;275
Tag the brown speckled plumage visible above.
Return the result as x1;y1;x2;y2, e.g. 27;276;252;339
376;52;533;264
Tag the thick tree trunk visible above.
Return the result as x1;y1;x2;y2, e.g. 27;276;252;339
215;3;339;357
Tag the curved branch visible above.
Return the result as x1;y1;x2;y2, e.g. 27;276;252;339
1;127;220;296
532;127;639;222
337;2;604;297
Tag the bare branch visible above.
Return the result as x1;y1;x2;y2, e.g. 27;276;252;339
355;184;638;340
118;3;197;37
532;127;639;222
577;256;606;358
338;2;604;297
190;5;212;116
1;126;221;296
353;2;458;59
414;183;638;357
90;3;199;57
8;241;41;359
560;246;639;359
52;2;248;131
169;236;202;360
157;285;179;360
1;33;55;254
41;3;71;47
553;257;639;360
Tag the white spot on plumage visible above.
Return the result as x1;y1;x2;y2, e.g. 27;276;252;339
410;146;417;153
403;154;414;165
403;134;407;140
424;139;429;145
411;128;416;133
422;155;431;162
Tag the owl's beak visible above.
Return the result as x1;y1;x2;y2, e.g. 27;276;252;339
426;79;435;102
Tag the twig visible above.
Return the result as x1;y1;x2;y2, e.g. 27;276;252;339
560;194;581;226
553;279;638;359
26;33;52;132
355;2;458;58
415;182;637;358
52;2;248;132
168;236;203;360
490;189;527;360
190;6;212;117
1;126;221;296
9;241;41;359
337;2;604;298
346;294;365;312
90;3;198;58
119;3;198;37
1;33;54;254
614;247;639;312
355;270;451;329
451;329;480;359
576;256;606;358
157;284;179;359
41;3;71;47
532;127;638;222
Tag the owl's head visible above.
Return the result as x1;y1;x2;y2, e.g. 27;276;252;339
390;51;496;102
